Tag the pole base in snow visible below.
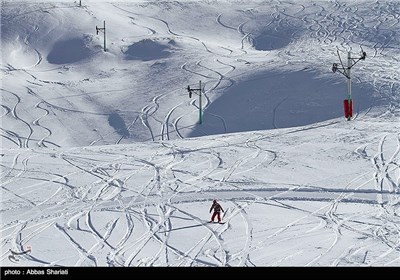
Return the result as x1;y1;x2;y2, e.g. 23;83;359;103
344;99;353;120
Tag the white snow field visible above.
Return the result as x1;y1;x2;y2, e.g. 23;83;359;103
1;0;399;267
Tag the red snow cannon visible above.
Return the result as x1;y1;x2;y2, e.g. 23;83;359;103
343;99;353;119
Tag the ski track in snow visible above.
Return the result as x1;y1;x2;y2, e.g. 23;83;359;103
2;1;398;145
2;127;399;266
1;0;400;267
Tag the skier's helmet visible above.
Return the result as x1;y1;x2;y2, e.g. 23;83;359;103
213;199;217;203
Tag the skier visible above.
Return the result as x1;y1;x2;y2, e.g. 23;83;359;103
209;199;224;223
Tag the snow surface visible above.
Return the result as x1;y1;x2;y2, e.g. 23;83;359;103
1;0;399;267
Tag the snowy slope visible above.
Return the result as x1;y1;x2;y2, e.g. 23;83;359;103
1;0;399;267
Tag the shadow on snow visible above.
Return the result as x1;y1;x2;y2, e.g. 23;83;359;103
47;37;91;64
108;112;129;137
189;69;382;138
123;39;175;61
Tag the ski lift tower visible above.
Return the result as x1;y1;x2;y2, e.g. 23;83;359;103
186;80;205;124
96;21;106;52
332;48;366;120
